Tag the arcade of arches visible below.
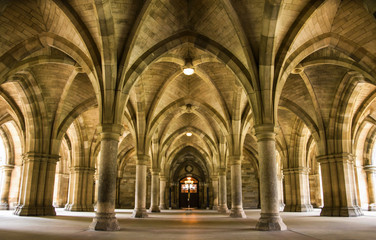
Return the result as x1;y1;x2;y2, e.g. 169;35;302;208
0;0;375;233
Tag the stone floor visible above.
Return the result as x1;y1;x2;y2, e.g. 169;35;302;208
0;208;375;240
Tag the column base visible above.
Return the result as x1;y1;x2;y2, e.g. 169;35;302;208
14;205;56;216
218;204;229;214
368;204;376;211
284;204;313;212
212;205;219;210
53;202;66;208
132;208;148;218
159;204;166;210
279;202;285;211
320;206;363;217
89;212;120;231
65;204;94;212
229;207;246;218
0;202;9;210
256;213;287;231
149;205;161;212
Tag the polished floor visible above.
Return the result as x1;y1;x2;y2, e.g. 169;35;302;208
0;208;375;240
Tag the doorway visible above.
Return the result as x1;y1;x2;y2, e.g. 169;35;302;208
179;176;199;208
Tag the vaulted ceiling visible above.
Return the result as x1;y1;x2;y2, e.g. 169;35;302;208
0;0;375;171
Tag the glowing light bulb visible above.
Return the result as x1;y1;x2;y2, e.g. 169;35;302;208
183;67;194;75
186;132;192;137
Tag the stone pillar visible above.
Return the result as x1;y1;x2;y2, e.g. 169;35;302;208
218;168;229;213
317;153;362;216
90;127;121;231
255;125;287;231
0;165;14;210
159;175;166;210
283;167;313;212
53;172;69;208
132;154;149;218
115;177;121;208
14;153;59;216
66;167;95;211
150;170;160;212
229;156;246;218
309;171;323;208
212;176;219;210
277;171;285;211
364;165;376;211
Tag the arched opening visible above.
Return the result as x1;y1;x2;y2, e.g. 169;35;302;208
179;176;199;209
168;148;210;209
0;136;6;164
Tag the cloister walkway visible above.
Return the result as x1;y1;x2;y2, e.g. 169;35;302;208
0;209;375;240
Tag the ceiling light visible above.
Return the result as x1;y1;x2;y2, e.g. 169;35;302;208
186;132;192;137
183;67;194;75
183;58;194;75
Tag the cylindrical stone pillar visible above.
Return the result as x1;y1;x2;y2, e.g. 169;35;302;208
0;165;14;210
159;176;166;210
218;168;229;213
150;170;160;212
212;176;219;210
90;128;121;231
132;154;149;218
229;156;246;218
364;165;376;211
255;125;287;231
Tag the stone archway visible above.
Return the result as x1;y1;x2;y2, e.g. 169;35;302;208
169;151;209;209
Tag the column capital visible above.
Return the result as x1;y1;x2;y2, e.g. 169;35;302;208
283;167;310;174
71;166;96;172
97;124;123;141
22;152;60;164
254;124;277;142
316;153;354;164
228;155;243;165
218;168;227;175
136;154;150;165
0;164;14;171
211;175;219;181
364;165;376;173
151;169;160;175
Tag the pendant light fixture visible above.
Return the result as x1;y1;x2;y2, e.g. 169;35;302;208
183;57;194;75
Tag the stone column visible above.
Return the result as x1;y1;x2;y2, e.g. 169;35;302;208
277;171;285;211
0;165;14;210
212;175;219;210
66;167;83;211
150;170;160;212
229;156;246;218
159;175;166;210
283;167;313;212
255;125;287;231
14;153;59;216
66;167;95;211
218;168;229;213
132;154;149;218
115;177;121;208
309;171;323;208
90;127;121;231
316;153;362;216
85;168;95;211
53;172;69;208
364;165;376;211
